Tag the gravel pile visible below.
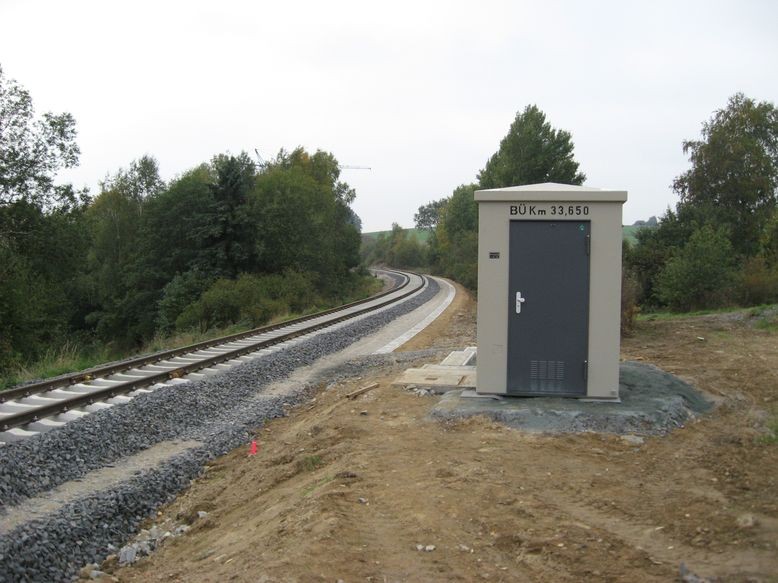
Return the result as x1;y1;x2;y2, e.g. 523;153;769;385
430;360;714;435
0;277;439;582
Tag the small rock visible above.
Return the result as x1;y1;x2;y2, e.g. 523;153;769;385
148;526;162;540
136;529;150;542
621;435;645;446
416;544;424;551
118;545;137;565
359;410;368;416
174;524;190;536
197;510;209;519
196;549;216;561
458;544;471;552
424;545;436;552
89;570;106;580
736;514;757;529
679;561;708;583
358;497;368;504
136;541;152;555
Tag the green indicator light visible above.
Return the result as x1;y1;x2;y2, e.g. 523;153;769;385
579;224;585;231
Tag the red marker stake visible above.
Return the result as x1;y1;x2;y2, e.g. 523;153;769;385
248;439;258;456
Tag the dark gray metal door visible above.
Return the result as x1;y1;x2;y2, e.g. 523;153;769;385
507;220;590;396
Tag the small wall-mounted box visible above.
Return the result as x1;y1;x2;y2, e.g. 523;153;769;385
475;182;628;400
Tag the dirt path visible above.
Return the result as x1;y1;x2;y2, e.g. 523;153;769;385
109;290;778;583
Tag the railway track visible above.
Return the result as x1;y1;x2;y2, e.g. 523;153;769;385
0;270;427;445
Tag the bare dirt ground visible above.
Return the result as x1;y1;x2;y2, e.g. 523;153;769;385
109;287;778;582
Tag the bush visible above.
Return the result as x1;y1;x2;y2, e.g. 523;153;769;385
174;271;321;332
739;256;778;306
175;278;242;331
656;225;738;311
621;268;640;336
242;270;317;313
157;271;214;333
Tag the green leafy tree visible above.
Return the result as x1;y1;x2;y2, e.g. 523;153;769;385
414;199;446;232
478;104;585;189
673;93;778;256
100;155;165;205
656;225;737;311
0;65;80;206
156;270;215;334
0;198;92;371
85;157;166;345
434;184;479;289
137;164;215;280
253;148;361;294
208;152;258;277
0;67;90;373
630;94;778;309
626;205;698;307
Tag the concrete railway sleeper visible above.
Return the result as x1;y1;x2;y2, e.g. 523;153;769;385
0;270;424;441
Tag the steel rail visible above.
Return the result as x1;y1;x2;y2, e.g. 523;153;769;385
1;270;410;404
0;272;426;432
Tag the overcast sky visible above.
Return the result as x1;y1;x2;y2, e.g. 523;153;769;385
1;0;776;231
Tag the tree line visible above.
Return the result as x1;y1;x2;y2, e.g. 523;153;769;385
0;65;368;377
367;96;778;325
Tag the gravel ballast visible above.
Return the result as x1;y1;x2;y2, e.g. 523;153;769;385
0;277;439;583
430;360;714;435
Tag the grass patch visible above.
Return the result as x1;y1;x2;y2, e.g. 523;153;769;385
750;305;778;332
710;330;734;340
0;342;116;391
639;303;778;321
1;323;252;392
759;414;778;444
296;455;324;473
755;318;778;333
302;474;334;497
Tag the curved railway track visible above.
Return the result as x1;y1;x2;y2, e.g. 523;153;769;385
0;270;427;444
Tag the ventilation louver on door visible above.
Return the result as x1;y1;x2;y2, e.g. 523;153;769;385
529;360;565;392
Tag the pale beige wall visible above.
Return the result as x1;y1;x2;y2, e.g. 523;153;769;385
476;197;625;399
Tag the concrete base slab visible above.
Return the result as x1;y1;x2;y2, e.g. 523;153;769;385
460;389;502;401
393;363;476;390
430;361;714;436
441;347;477;366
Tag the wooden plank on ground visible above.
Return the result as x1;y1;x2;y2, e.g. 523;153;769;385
345;383;379;399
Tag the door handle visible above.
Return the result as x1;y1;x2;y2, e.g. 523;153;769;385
515;291;525;314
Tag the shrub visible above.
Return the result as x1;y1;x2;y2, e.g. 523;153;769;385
157;271;214;333
739;256;778;306
175;278;242;331
621;268;640;336
656;225;738;311
174;270;321;332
